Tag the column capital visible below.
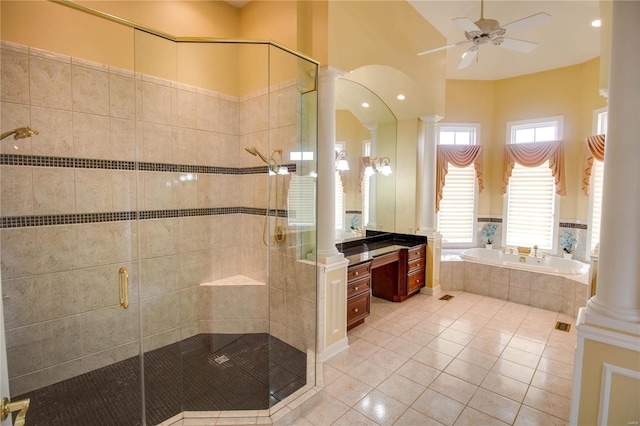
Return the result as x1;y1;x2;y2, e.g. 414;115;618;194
318;66;345;82
420;115;444;124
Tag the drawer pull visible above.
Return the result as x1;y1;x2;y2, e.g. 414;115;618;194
416;279;420;283
355;271;359;276
353;308;359;313
354;286;359;291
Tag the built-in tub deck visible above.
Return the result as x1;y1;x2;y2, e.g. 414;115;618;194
440;249;588;316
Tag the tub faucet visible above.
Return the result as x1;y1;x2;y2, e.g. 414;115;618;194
533;245;539;257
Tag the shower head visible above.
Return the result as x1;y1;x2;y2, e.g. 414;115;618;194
1;126;39;141
244;146;270;165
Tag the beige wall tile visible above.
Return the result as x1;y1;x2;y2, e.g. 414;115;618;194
1;277;40;328
73;112;110;159
30;106;73;157
141;218;175;258
509;287;531;306
240;94;268;134
139;255;178;299
172;87;197;129
196;173;218;208
1;165;33;216
1;47;29;104
110;117;136;161
141;293;181;337
109;71;135;120
196;130;220;166
173;216;200;254
141;122;172;163
38;270;82;321
530;290;562;312
33;167;75;214
509;270;532;289
197;216;222;249
143;171;173;210
75;168;113;213
196;92;219;132
35;225;78;274
532;274;564;295
173;172;198;209
142;80;172;125
81;302;140;355
72;64;109;115
1;228;37;279
181;287;199;325
5;324;41;378
172;127;197;165
77;222;138;268
30;55;71;110
143;328;181;352
219;97;239;136
218;133;239;167
0;102;32;154
111;170;138;212
8;372;43;397
40;316;83;368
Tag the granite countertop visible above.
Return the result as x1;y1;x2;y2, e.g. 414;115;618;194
344;244;415;266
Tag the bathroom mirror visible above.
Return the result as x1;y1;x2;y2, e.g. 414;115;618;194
335;78;397;238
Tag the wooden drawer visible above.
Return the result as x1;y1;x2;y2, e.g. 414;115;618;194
348;262;371;282
408;245;426;261
408;257;424;274
347;276;370;298
407;271;425;294
347;292;370;329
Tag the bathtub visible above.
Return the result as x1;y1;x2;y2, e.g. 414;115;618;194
460;247;589;276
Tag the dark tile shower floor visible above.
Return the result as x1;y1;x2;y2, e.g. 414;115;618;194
13;333;307;426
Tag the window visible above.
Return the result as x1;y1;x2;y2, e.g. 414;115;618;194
588;108;607;254
287;175;316;226
437;124;479;245
503;116;563;251
335;142;346;233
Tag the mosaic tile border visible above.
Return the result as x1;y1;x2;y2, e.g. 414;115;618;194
559;222;588;230
477;217;503;223
0;154;296;175
1;207;290;229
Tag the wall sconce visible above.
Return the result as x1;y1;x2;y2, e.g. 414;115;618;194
365;157;392;176
335;150;350;171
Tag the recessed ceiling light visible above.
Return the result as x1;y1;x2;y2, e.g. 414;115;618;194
362;102;370;108
397;94;406;101
591;19;601;27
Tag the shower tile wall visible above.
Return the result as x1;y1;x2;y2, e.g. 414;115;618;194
0;41;314;396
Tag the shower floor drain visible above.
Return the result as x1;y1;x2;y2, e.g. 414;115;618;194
214;355;230;364
555;321;571;332
439;294;454;301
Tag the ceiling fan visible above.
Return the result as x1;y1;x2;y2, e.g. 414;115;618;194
417;0;551;69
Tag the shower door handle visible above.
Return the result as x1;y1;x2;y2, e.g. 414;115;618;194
1;397;30;426
119;267;129;309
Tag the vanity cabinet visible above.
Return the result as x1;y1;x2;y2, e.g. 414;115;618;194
347;261;371;330
406;245;426;296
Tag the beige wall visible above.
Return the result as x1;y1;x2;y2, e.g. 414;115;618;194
445;58;607;220
578;339;640;424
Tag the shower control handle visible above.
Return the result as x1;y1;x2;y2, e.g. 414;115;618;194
1;397;30;426
119;267;129;309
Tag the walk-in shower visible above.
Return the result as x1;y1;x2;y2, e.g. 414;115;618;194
0;2;318;425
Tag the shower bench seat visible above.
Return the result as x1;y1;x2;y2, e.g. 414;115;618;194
199;276;268;334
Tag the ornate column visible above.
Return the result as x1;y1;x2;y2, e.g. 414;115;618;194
570;2;640;423
315;66;349;362
416;115;443;295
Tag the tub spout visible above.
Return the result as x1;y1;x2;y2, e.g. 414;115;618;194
519;256;526;263
533;245;539;257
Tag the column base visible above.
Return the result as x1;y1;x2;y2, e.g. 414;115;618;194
416;230;442;292
586;295;640;323
316;249;344;265
570;306;640;425
420;284;441;296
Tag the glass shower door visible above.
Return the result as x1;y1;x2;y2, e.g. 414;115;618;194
0;39;145;424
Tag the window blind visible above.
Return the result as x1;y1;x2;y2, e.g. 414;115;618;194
590;160;604;253
287;175;316;226
438;165;475;243
506;161;556;249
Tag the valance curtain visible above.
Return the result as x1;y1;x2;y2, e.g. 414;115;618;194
502;140;566;196
358;156;372;193
435;145;484;212
582;134;605;196
338;170;347;193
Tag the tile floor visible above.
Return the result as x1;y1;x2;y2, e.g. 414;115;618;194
299;291;577;426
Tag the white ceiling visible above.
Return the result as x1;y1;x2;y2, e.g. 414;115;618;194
408;1;602;80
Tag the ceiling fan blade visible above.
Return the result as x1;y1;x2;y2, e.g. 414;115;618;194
457;49;478;69
501;12;551;34
417;40;472;56
452;17;482;34
494;37;538;53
